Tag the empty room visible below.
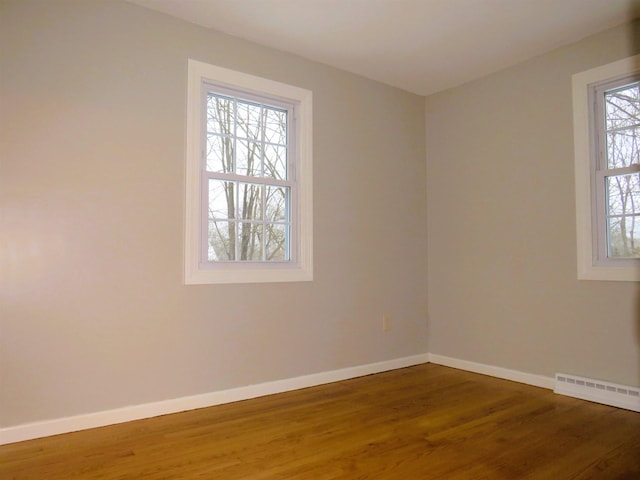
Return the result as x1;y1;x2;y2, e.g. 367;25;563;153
1;0;639;478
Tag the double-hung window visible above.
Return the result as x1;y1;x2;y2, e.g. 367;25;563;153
573;55;640;281
185;60;313;284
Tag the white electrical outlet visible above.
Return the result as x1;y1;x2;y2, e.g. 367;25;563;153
383;315;392;331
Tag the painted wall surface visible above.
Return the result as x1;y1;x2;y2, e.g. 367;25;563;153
426;20;640;387
0;0;428;427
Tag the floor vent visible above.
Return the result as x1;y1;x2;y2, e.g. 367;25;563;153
555;373;640;412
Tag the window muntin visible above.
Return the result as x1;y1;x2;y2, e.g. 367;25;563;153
594;78;640;262
203;87;294;264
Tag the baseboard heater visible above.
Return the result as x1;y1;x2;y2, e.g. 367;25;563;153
555;373;640;412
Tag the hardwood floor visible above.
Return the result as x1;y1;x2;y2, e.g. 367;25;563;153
1;364;639;479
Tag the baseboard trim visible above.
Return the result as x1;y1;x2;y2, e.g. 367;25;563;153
0;353;430;445
428;353;555;390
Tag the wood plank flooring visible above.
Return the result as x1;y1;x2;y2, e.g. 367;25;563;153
1;364;639;479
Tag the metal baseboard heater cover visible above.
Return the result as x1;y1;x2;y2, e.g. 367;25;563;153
555;373;640;412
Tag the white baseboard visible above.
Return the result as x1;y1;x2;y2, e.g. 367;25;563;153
16;353;631;446
0;353;430;445
428;353;555;390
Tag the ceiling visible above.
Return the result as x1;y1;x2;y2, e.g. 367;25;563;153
129;0;640;96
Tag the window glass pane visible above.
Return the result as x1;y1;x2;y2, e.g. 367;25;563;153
208;220;235;261
607;130;639;168
265;223;288;261
605;83;640;131
207;94;234;135
265;186;288;222
606;172;640;258
264;144;287;180
206;134;233;173
236;139;261;177
607;216;640;258
236;100;262;141
605;83;640;169
208;181;289;262
209;179;235;220
239;222;263;261
607;173;640;216
264;108;287;146
238;182;263;220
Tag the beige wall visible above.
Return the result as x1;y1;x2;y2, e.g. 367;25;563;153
426;20;640;387
0;0;428;427
3;0;638;432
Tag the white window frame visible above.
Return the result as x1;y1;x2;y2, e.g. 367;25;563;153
185;59;313;284
573;54;640;281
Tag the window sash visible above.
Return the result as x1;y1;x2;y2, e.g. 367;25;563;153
203;176;292;263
